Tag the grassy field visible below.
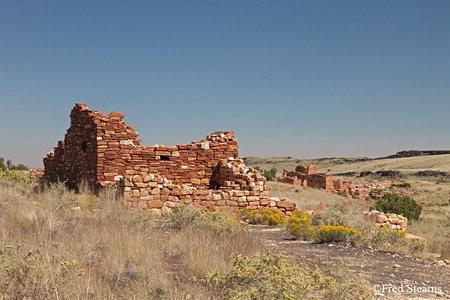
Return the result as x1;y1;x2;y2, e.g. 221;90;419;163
0;177;374;299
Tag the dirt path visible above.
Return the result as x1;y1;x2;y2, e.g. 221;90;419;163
250;226;450;300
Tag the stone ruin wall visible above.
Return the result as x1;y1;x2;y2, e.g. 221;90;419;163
42;104;99;190
277;164;351;195
42;103;297;216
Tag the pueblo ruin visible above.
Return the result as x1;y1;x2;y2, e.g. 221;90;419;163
277;164;351;195
41;103;297;216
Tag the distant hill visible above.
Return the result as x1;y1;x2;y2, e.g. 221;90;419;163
381;150;450;159
243;153;450;179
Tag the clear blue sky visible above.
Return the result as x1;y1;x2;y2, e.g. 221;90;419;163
1;1;449;168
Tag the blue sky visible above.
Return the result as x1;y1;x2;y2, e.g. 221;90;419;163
1;1;449;168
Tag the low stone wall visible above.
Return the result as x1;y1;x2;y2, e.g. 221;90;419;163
121;158;297;216
363;210;408;231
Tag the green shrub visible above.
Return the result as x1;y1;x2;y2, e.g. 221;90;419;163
0;169;32;185
0;243;84;299
165;203;244;234
371;194;422;220
337;191;348;197
240;208;286;225
165;203;203;229
254;166;277;181
393;182;411;188
311;204;351;228
204;252;373;300
315;225;361;243
201;211;244;234
287;210;315;240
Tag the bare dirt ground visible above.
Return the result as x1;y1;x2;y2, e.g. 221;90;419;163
250;226;450;300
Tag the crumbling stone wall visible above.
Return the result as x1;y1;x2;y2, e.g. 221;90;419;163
277;164;351;195
42;104;99;190
42;103;297;215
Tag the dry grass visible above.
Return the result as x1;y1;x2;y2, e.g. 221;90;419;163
267;181;371;213
0;179;265;299
0;178;373;299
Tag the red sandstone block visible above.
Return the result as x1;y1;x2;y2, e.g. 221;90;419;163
277;200;295;209
133;176;143;183
168;196;179;202
138;201;148;210
148;200;163;208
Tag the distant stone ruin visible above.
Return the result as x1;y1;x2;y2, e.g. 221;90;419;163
277;164;351;195
41;103;297;216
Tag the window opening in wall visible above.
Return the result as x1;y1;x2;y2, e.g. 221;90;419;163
160;155;170;161
82;141;88;153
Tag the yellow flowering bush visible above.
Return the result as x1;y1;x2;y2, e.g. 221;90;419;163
315;225;362;243
241;208;287;225
0;169;32;185
287;210;315;240
380;225;406;237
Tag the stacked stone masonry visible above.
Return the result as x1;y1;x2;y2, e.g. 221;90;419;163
363;210;408;231
277;164;351;195
42;103;297;216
